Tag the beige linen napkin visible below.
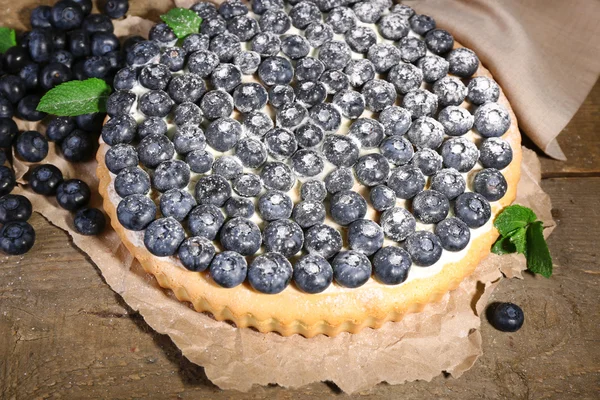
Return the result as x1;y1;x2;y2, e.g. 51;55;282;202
404;0;600;160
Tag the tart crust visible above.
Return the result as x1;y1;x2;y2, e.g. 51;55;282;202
97;50;521;338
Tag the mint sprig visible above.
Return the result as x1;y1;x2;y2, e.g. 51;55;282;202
0;27;17;53
160;8;202;39
491;205;553;277
36;78;112;116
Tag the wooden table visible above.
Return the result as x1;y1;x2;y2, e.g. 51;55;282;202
1;3;599;399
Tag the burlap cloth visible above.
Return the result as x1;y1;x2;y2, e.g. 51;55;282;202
7;0;583;393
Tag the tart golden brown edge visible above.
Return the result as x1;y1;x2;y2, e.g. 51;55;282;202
97;48;521;338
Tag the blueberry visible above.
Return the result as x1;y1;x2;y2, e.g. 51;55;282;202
294;123;324;149
16;95;46;122
324;168;353;194
379;107;411;138
404;90;439;120
201;16;227;38
387;63;423;95
91;32;120;57
186;150;214;174
353;1;384;23
441;137;480;172
187;50;220;78
15;131;48;163
67;30;91;59
101;115;136;145
113;67;138;90
373;246;412;285
0;166;15;197
438;106;474;137
417;55;449;83
139;64;171;91
430;168;465;200
263;219;304;257
252;0;283;14
4;47;31;74
210;251;247;288
228;15;260;41
143;217;185;256
330;190;367;226
31;6;52;29
83;14;113;34
489;302;524;332
178;236;215;272
425;29;454;55
378;13;409;41
72;0;92;15
258;56;294;86
138;90;173;118
348;118;385;148
258;190;292;221
0;150;6;166
290;2;321;29
332;250;371;288
56;179;91;211
345;26;377;54
0;195;32;223
219;0;248;19
396;36;426;63
318;41;351;70
51;1;84;31
212;155;243;180
344;59;375;88
407;116;444;150
292;200;325;228
182;33;210;54
205;117;242;152
149;23;177;46
378;136;414;167
137;117;167;139
232;173;262;197
233;50;261;74
194;174;231;207
412;190;449;224
137;134;174;169
259;9;291;34
114;166;150;198
391;4;415;18
467;76;500;105
435;217;470;252
29;164;62;195
367;44;402;74
295;57;325;82
232;83;268;113
291;149;324;177
347;219;383;256
117;194;156;231
251;32;281;57
224;197;254;219
73;207;106;236
406;231;442;266
187;204;224;240
242;111;273;138
39;62;73;90
473;168;508;201
432;78;467;108
410;148;443;176
301;180;326;202
173;102;204;128
370;185;396;212
305;22;334;47
220;217;261;256
266;85;293;110
379;206;415;241
354;153;390;187
210;32;241;62
152;160;190;193
447;48;479;78
281;34;310;59
322;134;360;167
304;223;342;259
191;1;218;19
455;192;491;228
295;80;327;108
264;128;297;160
167;73;206;104
172;125;206;155
387;165;426;200
211;64;242;93
332;90;365;120
49;51;72;69
104;0;129;19
474;102;511;138
326;6;356;33
479;138;513;170
0;75;26;104
260;161;295;191
293;254;333;293
0;221;35;255
247;252;292;294
200;90;233;120
235;138;267;169
0;97;14;119
319;69;349;94
276;103;308;130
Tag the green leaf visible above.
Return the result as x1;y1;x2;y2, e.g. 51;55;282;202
509;227;528;255
491;236;517;255
36;78;112;116
494;205;537;237
526;221;553;278
0;27;17;53
160;8;202;39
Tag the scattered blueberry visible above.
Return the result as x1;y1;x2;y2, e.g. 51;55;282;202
56;179;90;211
15;131;48;162
0;195;32;223
50;1;84;31
0;221;35;255
29;164;62;195
74;207;106;236
488;302;524;332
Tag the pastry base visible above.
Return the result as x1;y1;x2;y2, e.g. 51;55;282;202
97;56;521;338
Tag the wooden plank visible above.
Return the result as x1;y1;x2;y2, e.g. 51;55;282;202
1;178;598;399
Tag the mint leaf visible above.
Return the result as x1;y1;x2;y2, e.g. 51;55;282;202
526;221;553;278
509;227;527;255
160;8;202;39
37;78;112;116
0;27;17;53
491;236;517;255
494;204;537;237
